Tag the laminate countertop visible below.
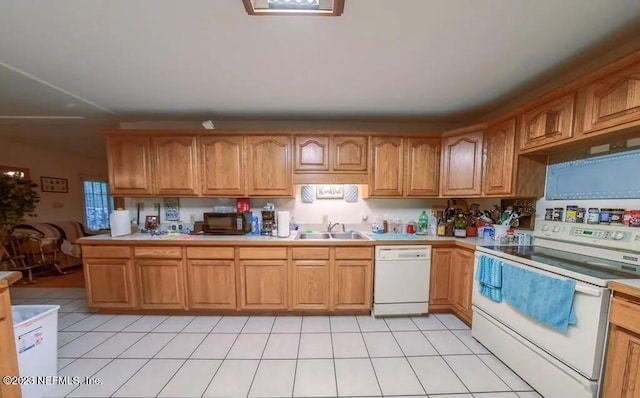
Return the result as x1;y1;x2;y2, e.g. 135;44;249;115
0;271;22;285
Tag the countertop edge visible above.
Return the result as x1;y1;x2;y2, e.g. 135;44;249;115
0;271;22;286
610;280;640;298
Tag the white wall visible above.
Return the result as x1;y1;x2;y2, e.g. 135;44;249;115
0;139;108;223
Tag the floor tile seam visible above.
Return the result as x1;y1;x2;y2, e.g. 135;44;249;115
82;330;146;358
470;353;518;393
418;330;447;357
57;330;89;349
290;331;304;397
152;356;193;398
60;356;116;398
61;314;118;334
449;328;487;355
145;331;183;360
246;329;273;398
193;325;246;395
58;313;93;332
109;357;153;398
150;316;194;334
114;331;154;359
436;354;478;394
358;322;386;397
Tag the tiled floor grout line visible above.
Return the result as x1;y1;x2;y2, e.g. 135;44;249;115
245;317;280;398
364;317;386;397
61;356;116;398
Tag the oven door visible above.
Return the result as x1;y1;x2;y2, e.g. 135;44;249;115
471;252;610;379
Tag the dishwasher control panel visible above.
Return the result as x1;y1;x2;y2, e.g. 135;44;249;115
375;245;431;261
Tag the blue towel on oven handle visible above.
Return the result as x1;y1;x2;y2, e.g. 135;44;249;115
502;264;577;333
475;255;503;303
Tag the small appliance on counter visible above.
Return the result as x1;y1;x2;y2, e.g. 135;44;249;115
261;210;275;236
202;212;251;235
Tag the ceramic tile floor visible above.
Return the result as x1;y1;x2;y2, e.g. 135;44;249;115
10;287;543;398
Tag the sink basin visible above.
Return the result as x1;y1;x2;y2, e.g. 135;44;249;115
296;233;331;240
330;232;368;240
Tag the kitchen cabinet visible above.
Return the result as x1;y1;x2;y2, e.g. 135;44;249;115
583;60;640;135
332;135;368;172
293;134;368;184
238;247;288;310
519;93;576;151
291;247;330;310
246;136;293;197
450;248;474;325
440;125;484;197
369;136;404;197
429;248;454;311
332;247;372;310
200;136;246;196
602;283;640;398
83;246;136;309
405;137;440;197
185;247;236;309
106;134;154;196
152;135;199;196
484;118;546;197
294;135;330;172
0;280;20;398
134;247;185;310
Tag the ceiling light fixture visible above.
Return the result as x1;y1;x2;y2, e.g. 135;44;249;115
242;0;344;16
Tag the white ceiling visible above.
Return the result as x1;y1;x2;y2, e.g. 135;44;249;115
1;0;640;158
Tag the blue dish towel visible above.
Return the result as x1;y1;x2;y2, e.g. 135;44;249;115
502;264;577;333
475;255;503;302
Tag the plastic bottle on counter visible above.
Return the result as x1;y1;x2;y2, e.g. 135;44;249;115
417;211;429;235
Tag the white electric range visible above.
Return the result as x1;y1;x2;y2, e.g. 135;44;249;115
472;221;640;398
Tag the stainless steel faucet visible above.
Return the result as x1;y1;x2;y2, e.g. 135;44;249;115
327;221;345;232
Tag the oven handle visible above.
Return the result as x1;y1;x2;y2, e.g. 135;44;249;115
575;285;601;297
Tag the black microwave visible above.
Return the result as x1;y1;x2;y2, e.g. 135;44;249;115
202;212;252;235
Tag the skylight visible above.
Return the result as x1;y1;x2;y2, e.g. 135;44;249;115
242;0;344;16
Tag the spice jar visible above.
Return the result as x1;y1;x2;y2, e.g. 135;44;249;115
553;208;564;222
599;209;612;224
611;209;624;224
565;206;578;223
576;208;586;224
587;208;600;224
545;208;553;221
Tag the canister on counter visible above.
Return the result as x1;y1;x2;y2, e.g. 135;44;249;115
587;208;600;224
576;208;586;224
565;205;578;223
611;209;624;224
545;208;553;221
553;207;564;222
383;220;388;233
625;210;640;227
599;208;612;224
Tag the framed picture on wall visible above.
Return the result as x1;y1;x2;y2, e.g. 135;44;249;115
41;176;68;193
144;215;159;230
316;184;343;199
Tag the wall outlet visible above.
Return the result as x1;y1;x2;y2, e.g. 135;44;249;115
361;213;368;221
321;214;329;224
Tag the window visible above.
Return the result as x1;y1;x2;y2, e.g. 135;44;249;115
83;180;114;230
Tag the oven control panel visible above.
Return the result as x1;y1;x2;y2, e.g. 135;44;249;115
535;221;640;251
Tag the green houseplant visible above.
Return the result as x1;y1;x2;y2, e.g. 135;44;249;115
0;174;40;247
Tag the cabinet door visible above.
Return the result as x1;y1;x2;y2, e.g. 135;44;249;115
239;260;288;309
84;259;136;309
0;288;20;398
187;260;236;309
200;136;246;196
405;137;440;197
602;324;640;398
247;136;293;197
135;259;185;309
332;260;372;310
153;136;199;196
484;118;516;196
519;93;575;151
429;248;453;309
369;137;404;196
583;61;640;134
450;249;474;324
292;260;330;310
332;136;368;172
294;136;329;172
107;135;153;195
440;130;484;196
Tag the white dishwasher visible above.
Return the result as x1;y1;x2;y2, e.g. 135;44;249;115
373;245;431;317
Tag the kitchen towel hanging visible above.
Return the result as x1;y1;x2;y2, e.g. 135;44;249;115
277;211;290;238
110;209;132;237
475;255;503;302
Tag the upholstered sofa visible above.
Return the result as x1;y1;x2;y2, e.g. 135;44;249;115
12;221;93;269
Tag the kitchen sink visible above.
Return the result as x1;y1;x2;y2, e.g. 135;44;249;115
330;232;368;240
296;233;331;240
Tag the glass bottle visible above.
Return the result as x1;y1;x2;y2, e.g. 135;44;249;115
437;216;446;236
417;211;429;235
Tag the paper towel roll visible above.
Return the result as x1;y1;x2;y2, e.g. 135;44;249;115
277;211;290;238
110;210;132;237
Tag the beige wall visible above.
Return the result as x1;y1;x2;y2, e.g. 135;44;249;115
0;139;108;223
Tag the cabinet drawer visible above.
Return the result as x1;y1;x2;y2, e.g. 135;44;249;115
292;247;329;260
134;247;182;259
83;245;131;258
186;247;234;259
335;247;372;260
238;247;287;259
610;296;640;335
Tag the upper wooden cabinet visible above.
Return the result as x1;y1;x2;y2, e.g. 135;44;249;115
485;118;547;197
519;93;576;151
247;136;293;197
405;137;440;197
294;136;330;172
332;136;368;172
440;126;484;197
583;60;640;135
293;135;368;185
152;135;199;196
200;136;246;196
369;137;404;197
107;134;154;196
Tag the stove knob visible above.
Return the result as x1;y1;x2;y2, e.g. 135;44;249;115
541;224;550;232
552;225;561;233
611;231;625;240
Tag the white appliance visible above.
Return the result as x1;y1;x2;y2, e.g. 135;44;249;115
373;245;431;316
472;221;640;398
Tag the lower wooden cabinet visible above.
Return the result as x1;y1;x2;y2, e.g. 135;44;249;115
332;260;371;310
0;281;20;398
135;259;186;309
239;260;288;310
187;260;236;309
291;248;330;310
428;246;474;325
84;259;136;309
429;248;454;310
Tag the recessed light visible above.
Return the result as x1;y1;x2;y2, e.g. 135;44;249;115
242;0;344;16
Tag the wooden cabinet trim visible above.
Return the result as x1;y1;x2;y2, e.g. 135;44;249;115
134;246;182;259
83;245;131;258
238;247;288;259
186;246;235;259
335;247;372;260
610;296;640;336
292;247;330;260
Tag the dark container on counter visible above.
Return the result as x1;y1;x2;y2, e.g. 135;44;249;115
545;208;553;221
576;208;586;224
553;208;564;222
611;209;625;224
587;208;600;224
